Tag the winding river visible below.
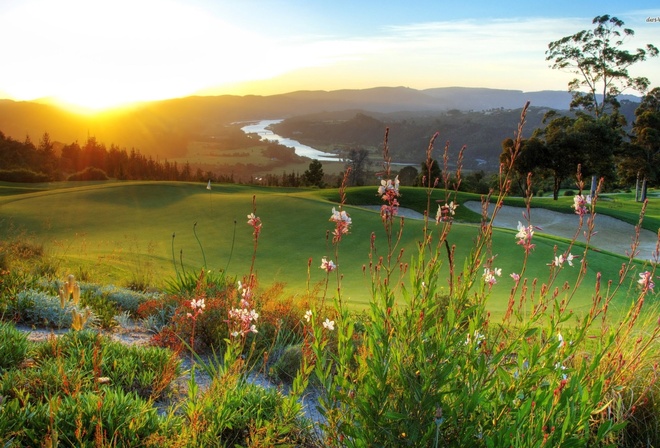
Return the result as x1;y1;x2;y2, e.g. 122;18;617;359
240;119;341;161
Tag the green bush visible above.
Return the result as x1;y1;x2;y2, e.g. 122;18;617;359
0;322;28;371
177;373;314;446
269;343;303;383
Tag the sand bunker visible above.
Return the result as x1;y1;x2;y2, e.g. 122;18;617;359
463;201;659;261
358;203;658;261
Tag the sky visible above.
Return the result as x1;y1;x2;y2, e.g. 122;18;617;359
1;0;659;111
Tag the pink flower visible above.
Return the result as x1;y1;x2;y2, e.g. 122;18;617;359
638;271;656;292
483;267;501;287
572;194;591;216
515;221;535;252
436;201;458;223
378;176;400;198
510;272;520;282
228;307;259;337
330;207;352;243
378;177;401;219
247;213;262;239
187;298;205;319
320;257;337;273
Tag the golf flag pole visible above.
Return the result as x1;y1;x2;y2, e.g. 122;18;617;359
207;180;212;209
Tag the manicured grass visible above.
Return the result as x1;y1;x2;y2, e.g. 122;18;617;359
1;181;656;317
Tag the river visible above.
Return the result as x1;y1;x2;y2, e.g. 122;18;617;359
240;119;341;161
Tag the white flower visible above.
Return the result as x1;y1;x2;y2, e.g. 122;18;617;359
565;253;575;266
515;221;534;240
322;318;335;331
320;257;337;272
483;267;501;286
304;310;313;322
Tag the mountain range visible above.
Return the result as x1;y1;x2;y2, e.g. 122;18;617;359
0;86;641;158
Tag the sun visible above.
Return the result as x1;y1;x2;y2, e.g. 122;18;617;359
1;0;292;113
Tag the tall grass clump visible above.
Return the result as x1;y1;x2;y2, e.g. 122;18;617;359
287;103;660;447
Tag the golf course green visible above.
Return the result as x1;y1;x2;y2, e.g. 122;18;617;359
1;180;657;316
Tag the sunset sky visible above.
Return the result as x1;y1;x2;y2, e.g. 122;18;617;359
1;0;659;111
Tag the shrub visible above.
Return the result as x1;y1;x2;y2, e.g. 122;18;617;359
0;322;28;371
564;189;576;196
174;372;315;446
0;168;49;182
11;289;97;329
66;166;109;181
269;343;303;383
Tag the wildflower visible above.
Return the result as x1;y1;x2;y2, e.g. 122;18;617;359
378;176;400;198
552;253;575;268
565;253;575;266
228;307;259;337
510;272;520;282
436;201;458;223
322;318;335;331
572;194;591;216
465;331;485;347
483;267;501;287
557;331;565;348
187;298;205;319
330;207;352;242
378;177;401;219
515;221;535;252
237;280;253;302
191;298;205;311
304;310;313;322
320;257;337;273
638;271;656;292
247;212;262;239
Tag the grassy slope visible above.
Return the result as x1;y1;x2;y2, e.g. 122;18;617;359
1;181;656;316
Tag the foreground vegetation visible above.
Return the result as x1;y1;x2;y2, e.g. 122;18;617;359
1;109;659;447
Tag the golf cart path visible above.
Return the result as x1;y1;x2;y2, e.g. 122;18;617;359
462;201;659;261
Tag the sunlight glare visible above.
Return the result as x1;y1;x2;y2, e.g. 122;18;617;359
0;0;289;111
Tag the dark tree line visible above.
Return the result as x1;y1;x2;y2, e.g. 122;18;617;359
0;131;230;183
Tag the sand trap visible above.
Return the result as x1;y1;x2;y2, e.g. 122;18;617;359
463;201;659;261
358;203;659;261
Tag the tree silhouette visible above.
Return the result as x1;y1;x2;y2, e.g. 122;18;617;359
303;159;325;187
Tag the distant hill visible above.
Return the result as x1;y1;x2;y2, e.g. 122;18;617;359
0;87;642;159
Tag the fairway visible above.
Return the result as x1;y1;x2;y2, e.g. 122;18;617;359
1;181;656;316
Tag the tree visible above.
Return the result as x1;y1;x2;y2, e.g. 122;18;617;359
38;132;58;179
303;159;324;187
523;113;619;200
344;147;370;186
618;87;660;186
397;165;418;186
546;15;658;118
